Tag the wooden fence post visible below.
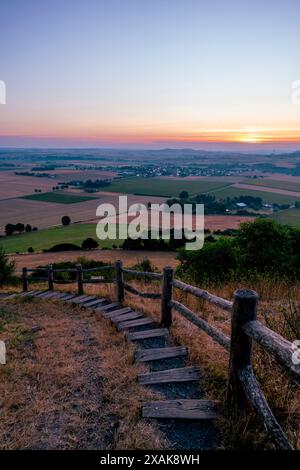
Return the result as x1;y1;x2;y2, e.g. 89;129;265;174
47;264;54;291
22;267;28;292
76;263;84;295
227;288;259;412
160;266;173;327
115;260;124;303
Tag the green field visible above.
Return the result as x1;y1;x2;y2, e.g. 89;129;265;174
102;176;300;205
0;224;122;254
102;177;231;197
242;179;300;193
207;186;300;205
21;192;96;204
272;208;300;227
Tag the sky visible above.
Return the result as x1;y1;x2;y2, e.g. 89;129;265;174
0;0;300;150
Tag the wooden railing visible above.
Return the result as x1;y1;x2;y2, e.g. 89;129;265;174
20;262;299;450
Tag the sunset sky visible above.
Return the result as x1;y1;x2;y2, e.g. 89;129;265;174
1;0;300;149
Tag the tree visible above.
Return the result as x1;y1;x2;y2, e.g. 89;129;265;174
0;247;15;286
179;191;189;199
81;238;99;250
25;224;32;233
61;215;71;226
15;223;25;233
5;224;15;236
28;247;34;253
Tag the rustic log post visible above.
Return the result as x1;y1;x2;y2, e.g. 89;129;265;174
76;263;84;295
47;264;54;291
227;288;259;412
115;260;124;303
160;266;173;327
22;267;28;292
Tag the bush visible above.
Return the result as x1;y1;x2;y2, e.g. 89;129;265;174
0;247;15;286
45;243;81;252
177;237;240;284
61;215;71;226
28;247;34;253
81;238;99;250
176;219;300;284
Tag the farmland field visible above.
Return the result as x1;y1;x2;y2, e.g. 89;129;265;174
207;185;300;205
0;171;61;200
99;176;300;205
0;193;166;234
241;178;300;193
21;192;97;204
100;177;231;197
272;208;300;227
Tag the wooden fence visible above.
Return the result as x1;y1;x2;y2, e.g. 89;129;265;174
21;262;299;450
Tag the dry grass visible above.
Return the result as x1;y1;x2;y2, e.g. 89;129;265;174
0;295;167;450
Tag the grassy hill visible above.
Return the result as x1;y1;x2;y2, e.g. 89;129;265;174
0;223;122;253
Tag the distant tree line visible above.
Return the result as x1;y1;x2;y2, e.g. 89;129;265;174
166;192;296;215
4;223;37;236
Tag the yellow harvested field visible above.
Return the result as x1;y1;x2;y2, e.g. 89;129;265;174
0;171;61;200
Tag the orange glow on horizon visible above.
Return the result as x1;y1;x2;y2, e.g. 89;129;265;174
2;127;300;145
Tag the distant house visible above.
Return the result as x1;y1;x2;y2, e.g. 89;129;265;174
236;202;247;208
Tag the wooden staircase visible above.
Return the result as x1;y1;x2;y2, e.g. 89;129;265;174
3;291;217;423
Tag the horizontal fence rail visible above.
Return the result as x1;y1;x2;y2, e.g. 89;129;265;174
123;282;162;299
19;261;298;450
170;299;231;351
172;278;233;312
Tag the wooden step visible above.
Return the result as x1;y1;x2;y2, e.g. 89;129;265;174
3;293;17;299
135;346;187;363
117;317;154;331
19;290;36;297
138;367;200;385
71;295;96;304
83;298;107;308
97;302;120;312
51;292;73;300
142;399;217;420
103;306;132;318
25;291;41;297
66;294;87;302
36;291;55;298
111;311;144;324
126;328;168;342
31;291;44;297
60;293;77;301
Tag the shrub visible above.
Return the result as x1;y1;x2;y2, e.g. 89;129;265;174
45;243;81;252
61;215;71;226
177;237;240;284
0;247;15;286
28;247;34;253
81;238;99;250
